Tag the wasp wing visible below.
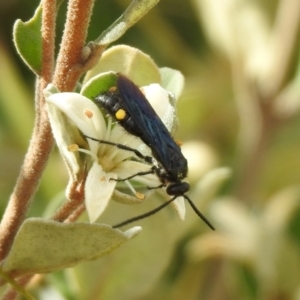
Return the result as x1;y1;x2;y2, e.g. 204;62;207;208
117;74;185;174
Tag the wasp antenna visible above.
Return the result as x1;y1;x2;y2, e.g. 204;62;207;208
183;195;215;230
112;196;177;228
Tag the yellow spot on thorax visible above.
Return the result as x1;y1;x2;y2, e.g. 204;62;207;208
109;86;117;92
115;109;126;120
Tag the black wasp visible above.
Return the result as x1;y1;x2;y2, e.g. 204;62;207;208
87;73;214;230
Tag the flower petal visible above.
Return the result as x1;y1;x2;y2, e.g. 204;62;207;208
45;91;106;153
141;84;177;133
112;189;146;204
85;162;117;223
172;196;186;220
114;160;160;187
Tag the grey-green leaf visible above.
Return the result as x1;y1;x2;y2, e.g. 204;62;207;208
95;0;159;46
160;67;185;99
83;45;161;86
2;218;141;274
13;5;42;74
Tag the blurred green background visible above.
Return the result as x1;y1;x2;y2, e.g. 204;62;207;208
1;0;300;299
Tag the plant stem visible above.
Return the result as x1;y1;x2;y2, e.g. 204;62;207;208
0;0;56;261
53;0;95;91
52;179;85;222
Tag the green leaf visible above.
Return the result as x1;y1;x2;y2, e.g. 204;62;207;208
81;72;117;99
83;45;161;86
13;5;42;74
2;218;141;274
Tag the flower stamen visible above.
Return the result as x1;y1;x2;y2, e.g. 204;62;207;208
68;143;98;161
124;180;145;199
68;144;79;151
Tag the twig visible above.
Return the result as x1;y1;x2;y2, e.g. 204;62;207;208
1;274;33;300
52;179;86;222
53;0;96;91
0;0;56;261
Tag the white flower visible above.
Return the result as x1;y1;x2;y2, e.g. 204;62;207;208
45;83;186;223
186;187;300;293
